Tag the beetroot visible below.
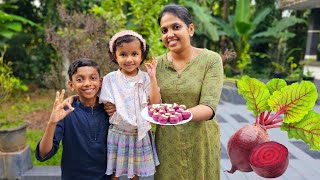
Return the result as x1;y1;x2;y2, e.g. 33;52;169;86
225;77;319;178
249;141;289;178
226;124;270;173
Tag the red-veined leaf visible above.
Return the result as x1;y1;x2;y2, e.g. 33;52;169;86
269;81;318;123
281;110;320;151
238;76;270;116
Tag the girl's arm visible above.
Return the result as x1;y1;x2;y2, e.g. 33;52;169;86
145;59;161;104
149;76;161;104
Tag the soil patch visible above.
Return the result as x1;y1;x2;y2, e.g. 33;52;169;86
25;109;51;130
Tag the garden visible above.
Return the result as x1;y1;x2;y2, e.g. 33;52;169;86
0;0;319;168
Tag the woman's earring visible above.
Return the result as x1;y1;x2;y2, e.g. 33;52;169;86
190;34;193;37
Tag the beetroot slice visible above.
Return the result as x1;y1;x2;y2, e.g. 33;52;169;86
249;141;289;178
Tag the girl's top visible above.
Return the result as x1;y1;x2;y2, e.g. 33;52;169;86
35;99;110;180
154;49;224;180
99;69;151;141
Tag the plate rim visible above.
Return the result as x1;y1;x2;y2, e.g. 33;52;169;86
141;104;192;126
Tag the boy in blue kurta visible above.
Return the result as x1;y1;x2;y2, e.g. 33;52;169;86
35;58;111;180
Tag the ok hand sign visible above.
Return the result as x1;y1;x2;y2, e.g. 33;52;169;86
48;89;74;125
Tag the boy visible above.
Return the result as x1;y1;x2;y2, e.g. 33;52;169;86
36;58;111;180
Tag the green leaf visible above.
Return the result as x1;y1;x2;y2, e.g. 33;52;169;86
268;81;318;123
252;16;305;39
3;22;22;32
281;110;320;151
235;22;252;35
266;78;287;95
248;8;271;35
238;76;271;116
185;1;219;41
235;0;251;24
0;29;15;38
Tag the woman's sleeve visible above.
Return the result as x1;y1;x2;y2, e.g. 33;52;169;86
199;52;224;118
99;75;115;104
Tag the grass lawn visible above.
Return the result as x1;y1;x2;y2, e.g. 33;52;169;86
1;88;62;165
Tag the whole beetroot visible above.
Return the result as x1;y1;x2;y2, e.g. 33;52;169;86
226;124;270;173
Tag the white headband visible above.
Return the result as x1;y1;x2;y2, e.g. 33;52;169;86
109;30;147;53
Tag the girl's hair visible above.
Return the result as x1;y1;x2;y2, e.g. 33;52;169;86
158;4;193;26
109;33;149;65
68;58;100;80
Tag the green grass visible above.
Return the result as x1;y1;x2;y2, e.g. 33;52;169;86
0;120;25;130
0;88;55;122
27;129;62;166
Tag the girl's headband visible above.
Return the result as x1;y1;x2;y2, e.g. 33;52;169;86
109;30;147;53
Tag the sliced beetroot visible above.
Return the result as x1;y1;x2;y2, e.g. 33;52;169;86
226;124;270;173
249;141;289;178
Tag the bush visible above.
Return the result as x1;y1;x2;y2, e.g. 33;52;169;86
0;48;28;104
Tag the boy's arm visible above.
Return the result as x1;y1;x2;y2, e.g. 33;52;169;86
38;90;74;159
145;59;161;104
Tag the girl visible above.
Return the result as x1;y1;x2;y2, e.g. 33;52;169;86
99;30;160;180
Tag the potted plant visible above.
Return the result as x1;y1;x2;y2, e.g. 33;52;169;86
285;68;301;85
271;62;287;78
0;121;28;152
0;48;28;152
302;70;315;82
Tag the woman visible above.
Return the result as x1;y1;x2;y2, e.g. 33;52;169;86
154;4;223;180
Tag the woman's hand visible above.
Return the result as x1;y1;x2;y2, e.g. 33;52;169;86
104;102;116;116
145;58;158;79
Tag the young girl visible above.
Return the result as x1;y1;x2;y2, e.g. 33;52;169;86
99;30;160;180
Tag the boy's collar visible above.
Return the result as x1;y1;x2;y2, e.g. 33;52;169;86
75;98;103;113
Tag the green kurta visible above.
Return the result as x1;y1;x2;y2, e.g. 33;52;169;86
154;49;224;180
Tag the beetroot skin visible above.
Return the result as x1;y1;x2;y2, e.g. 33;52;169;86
249;141;289;178
226;124;270;173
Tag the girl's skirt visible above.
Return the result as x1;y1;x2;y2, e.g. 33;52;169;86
105;125;160;178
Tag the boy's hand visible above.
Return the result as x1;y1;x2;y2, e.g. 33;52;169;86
145;58;158;79
104;102;116;116
48;89;74;125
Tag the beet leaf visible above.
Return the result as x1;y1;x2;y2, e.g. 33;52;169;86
268;81;318;123
266;78;287;95
281;110;320;151
238;76;271;116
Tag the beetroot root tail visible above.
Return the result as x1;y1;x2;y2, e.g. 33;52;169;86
225;166;237;174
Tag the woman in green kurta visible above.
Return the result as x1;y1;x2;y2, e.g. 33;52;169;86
155;4;224;180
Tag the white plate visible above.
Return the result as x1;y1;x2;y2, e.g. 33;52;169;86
141;105;192;126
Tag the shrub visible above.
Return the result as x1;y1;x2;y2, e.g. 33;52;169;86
0;47;28;104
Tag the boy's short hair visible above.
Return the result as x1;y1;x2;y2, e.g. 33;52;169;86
68;58;100;80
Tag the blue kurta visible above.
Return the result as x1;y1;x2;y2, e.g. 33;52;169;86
36;99;111;180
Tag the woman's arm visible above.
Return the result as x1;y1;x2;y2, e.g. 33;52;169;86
188;105;214;122
194;52;224;122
